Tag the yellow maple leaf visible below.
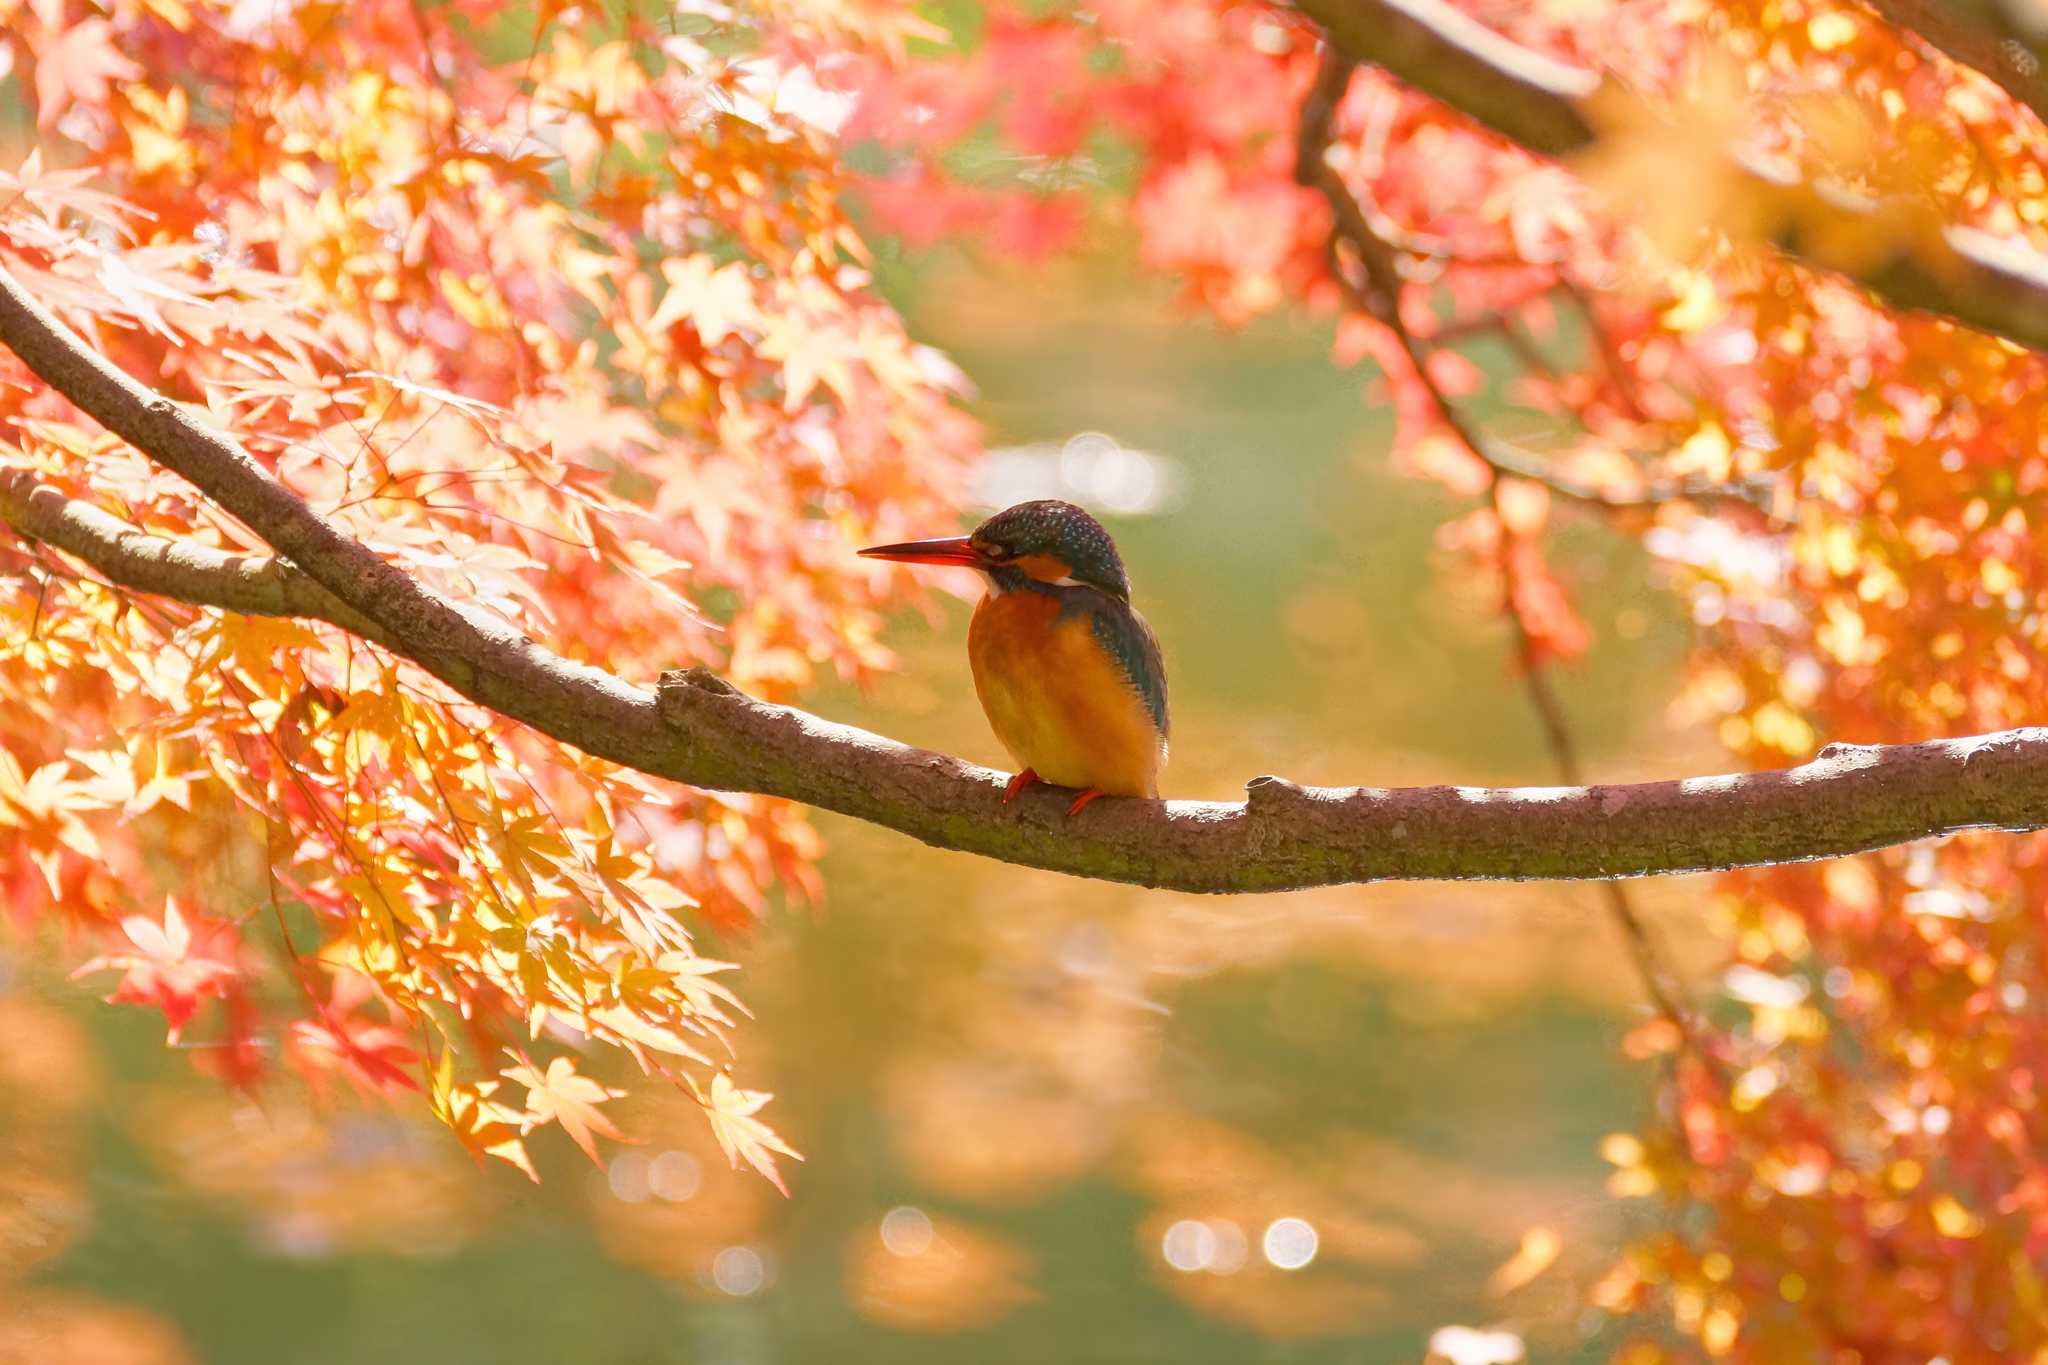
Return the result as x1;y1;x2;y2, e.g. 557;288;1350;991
701;1071;802;1195
503;1053;630;1165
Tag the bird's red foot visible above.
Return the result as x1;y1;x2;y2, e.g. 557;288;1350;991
1002;769;1041;805
1065;788;1107;816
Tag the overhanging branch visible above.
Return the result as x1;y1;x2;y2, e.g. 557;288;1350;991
1290;0;2048;353
1858;0;2048;126
0;469;390;644
4;267;2048;893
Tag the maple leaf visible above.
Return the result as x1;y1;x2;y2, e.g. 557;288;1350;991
0;147;136;230
32;17;144;130
502;1053;631;1165
91;249;212;340
72;900;237;1041
654;951;746;1023
289;999;422;1098
347;371;511;422
587;1004;715;1069
647;255;759;346
115;735;200;818
431;1055;538;1182
700;1071;802;1195
0;751;109;861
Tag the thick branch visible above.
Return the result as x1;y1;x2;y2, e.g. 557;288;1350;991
10;457;2048;892
1291;0;2048;353
1859;0;2048;126
1294;0;1595;154
0;264;660;759
0;469;390;644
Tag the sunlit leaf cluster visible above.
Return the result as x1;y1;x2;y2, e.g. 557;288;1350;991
0;0;973;1178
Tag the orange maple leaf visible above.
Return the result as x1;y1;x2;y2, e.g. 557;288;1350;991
289;1010;422;1098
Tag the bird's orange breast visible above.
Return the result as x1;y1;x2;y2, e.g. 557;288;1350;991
967;589;1166;798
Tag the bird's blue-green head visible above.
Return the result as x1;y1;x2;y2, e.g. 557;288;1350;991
859;499;1132;601
967;500;1129;600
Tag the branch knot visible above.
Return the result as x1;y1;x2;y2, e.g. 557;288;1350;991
1245;774;1307;813
656;666;746;731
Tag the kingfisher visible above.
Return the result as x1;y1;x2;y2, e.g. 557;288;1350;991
859;500;1169;815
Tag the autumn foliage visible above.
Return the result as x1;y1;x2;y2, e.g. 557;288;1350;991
0;0;974;1188
5;0;2048;1358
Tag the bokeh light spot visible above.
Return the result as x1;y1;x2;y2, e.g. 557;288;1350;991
711;1245;768;1296
1427;1324;1526;1365
1205;1219;1247;1274
1161;1219;1215;1272
605;1151;650;1204
971;432;1185;517
880;1205;935;1257
1261;1217;1318;1270
648;1150;701;1202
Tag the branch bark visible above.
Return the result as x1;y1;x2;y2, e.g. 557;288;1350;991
0;469;391;644
1290;0;2048;354
6;269;2048;891
1858;0;2048;126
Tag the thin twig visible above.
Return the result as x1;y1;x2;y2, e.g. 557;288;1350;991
1302;53;1779;522
1299;45;1718;1064
1497;548;1720;1076
1558;279;1652;424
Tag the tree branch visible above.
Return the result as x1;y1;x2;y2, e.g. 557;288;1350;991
1297;51;1712;1048
5;270;2048;893
1297;50;1781;521
1858;0;2048;127
1290;0;2048;354
0;469;391;645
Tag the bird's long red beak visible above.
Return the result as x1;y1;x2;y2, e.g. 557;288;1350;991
857;535;985;568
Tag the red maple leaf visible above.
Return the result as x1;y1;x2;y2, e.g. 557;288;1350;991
290;1006;423;1099
72;900;237;1041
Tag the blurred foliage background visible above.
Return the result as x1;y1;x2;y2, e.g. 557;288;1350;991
4;238;1724;1364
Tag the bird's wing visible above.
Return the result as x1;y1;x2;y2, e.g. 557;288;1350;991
1090;600;1170;740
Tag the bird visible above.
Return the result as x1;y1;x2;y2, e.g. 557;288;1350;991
859;499;1168;816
